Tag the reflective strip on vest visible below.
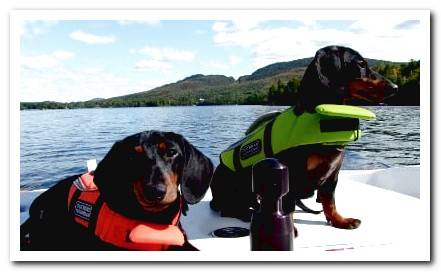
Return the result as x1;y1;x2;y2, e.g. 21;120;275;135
220;105;371;172
67;173;185;250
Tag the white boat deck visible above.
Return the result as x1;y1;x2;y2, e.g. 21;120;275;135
19;166;429;261
180;166;427;260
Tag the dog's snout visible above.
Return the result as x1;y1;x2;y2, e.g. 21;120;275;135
144;183;167;201
385;81;398;97
389;82;398;90
369;70;398;97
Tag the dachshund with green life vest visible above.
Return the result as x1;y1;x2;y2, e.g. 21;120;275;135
210;45;397;232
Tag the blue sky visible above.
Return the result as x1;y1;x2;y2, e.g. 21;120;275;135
20;19;423;102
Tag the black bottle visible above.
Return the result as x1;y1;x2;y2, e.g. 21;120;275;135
250;158;294;251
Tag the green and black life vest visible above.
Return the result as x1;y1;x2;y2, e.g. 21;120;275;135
220;104;376;172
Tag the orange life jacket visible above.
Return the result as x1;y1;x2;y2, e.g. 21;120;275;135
67;172;185;250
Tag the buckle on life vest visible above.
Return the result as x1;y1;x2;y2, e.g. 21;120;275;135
73;172;98;191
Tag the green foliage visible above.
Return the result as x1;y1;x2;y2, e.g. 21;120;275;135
267;77;301;105
372;59;420;105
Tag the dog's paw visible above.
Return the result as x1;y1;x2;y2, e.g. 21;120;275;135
329;218;361;229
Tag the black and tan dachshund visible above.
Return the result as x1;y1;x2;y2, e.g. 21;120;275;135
21;131;213;250
210;45;398;230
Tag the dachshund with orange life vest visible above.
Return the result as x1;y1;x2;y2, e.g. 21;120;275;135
20;131;214;250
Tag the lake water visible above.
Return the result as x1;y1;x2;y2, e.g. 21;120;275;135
20;105;420;190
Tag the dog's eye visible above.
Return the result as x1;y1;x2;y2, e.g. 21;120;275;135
165;148;178;158
357;60;367;67
134;145;144;153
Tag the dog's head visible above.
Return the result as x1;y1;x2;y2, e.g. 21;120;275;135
93;131;213;219
296;45;398;113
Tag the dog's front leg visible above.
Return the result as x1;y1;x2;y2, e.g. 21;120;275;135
307;149;361;230
318;174;361;229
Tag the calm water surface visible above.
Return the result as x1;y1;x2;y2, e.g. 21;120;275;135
20;105;420;190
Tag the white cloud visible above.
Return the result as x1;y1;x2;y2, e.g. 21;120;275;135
229;55;242;65
349;19;415;34
131;46;196;73
207;61;229;70
21;50;75;70
20;20;58;37
21;55;59;69
82;67;104;74
69;30;116;44
205;56;242;73
52;50;75;60
136;46;195;62
117;20;161;26
231;19;261;31
135;59;172;72
213;25;316;67
213;20;261;32
302;20;317;28
212;22;229;32
212;19;423;68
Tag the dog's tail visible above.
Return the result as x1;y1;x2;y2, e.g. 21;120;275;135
296;199;322;214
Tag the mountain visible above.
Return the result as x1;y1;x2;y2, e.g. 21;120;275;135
87;98;105;101
102;58;319;107
20;57;417;110
238;57;312;82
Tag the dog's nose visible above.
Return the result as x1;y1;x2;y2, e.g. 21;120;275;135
385;81;398;97
390;82;398;90
144;184;167;201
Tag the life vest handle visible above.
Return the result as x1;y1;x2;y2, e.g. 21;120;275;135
129;224;185;246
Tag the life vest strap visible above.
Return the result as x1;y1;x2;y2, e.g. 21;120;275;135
233;145;242;171
319;118;359;133
263;118;276;157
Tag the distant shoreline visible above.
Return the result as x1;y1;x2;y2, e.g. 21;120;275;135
20;103;420;111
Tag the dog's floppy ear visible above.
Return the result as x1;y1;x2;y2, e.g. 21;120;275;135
314;49;332;87
175;134;214;204
295;46;344;115
296;48;334;114
315;47;343;87
93;133;142;191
